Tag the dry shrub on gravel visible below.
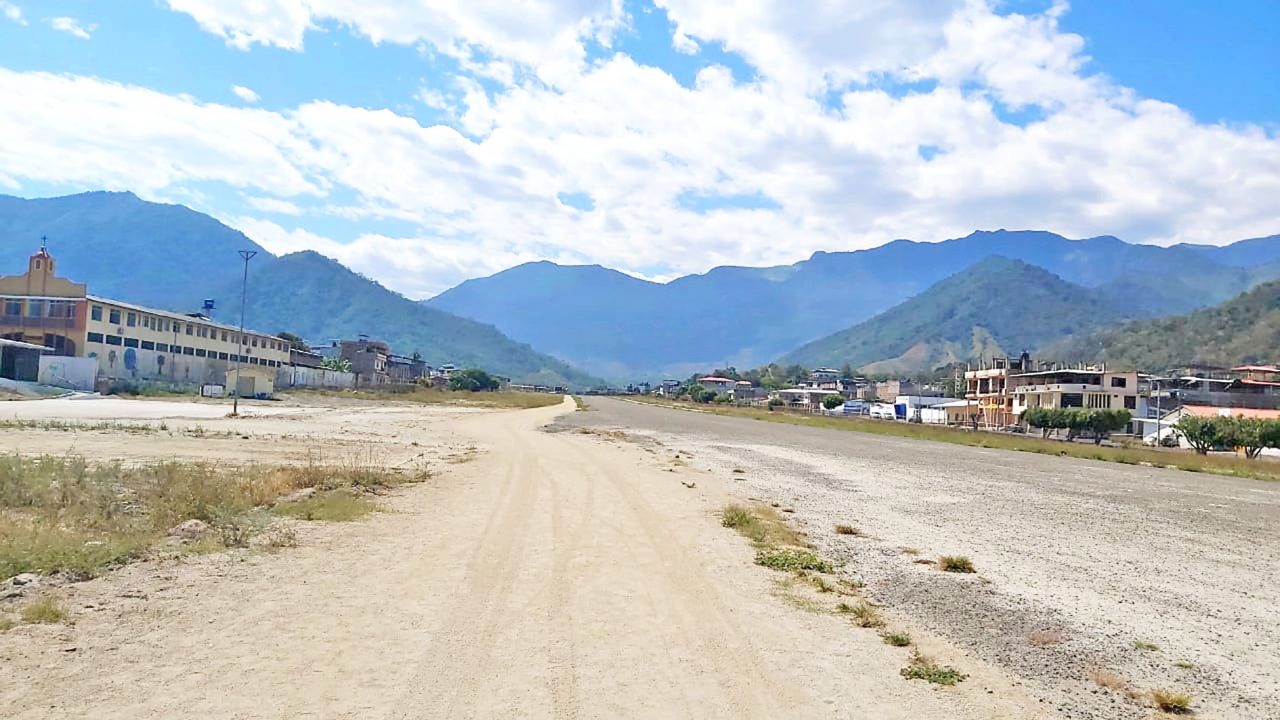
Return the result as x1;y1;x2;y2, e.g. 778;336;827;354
20;597;68;625
938;555;976;573
1027;629;1064;646
1088;668;1129;692
1150;688;1193;714
0;453;418;579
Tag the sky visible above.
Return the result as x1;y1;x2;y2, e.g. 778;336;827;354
0;0;1277;299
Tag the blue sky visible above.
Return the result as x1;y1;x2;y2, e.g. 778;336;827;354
0;1;1276;297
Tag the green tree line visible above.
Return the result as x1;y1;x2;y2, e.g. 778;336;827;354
1173;415;1280;458
1023;406;1132;444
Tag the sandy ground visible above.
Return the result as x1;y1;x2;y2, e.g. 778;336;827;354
0;395;1052;720
561;398;1280;720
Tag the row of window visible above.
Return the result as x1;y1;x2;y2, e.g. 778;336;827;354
86;332;282;367
3;298;77;319
88;304;286;352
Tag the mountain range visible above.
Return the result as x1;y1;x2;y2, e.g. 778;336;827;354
1047;278;1280;370
4;191;1278;383
781;257;1131;373
0;192;600;388
429;229;1280;378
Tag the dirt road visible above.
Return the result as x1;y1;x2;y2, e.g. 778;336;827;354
562;398;1280;719
2;397;1048;719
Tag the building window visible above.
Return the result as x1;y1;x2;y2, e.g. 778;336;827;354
90;305;103;321
109;308;121;324
252;337;259;347
3;300;20;317
186;323;194;336
105;335;123;346
183;347;194;356
141;341;155;350
156;343;169;352
195;349;207;357
1111;377;1127;388
218;352;229;360
87;332;104;343
26;300;43;318
221;331;228;342
124;338;139;348
127;312;137;327
1124;396;1136;410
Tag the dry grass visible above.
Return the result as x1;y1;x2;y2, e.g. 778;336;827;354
938;555;976;573
1088;668;1129;692
1174;660;1195;670
881;630;912;647
833;524;862;536
1149;689;1193;714
0;616;15;632
838;601;885;628
1134;639;1159;651
720;503;808;549
0;453;419;580
20;597;68;624
294;387;563;410
629;395;1280;483
1027;629;1064;646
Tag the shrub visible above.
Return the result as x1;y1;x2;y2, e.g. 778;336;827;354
938;555;975;573
755;548;831;573
767;397;785;409
1150;689;1192;714
838;601;884;628
900;652;967;685
822;394;845;410
721;504;754;529
20;597;68;625
834;524;861;536
448;368;500;392
882;631;911;646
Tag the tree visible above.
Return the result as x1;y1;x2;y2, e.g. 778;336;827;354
277;331;310;352
449;368;500;392
688;385;717;403
1087;409;1132;445
320;357;351;373
1225;417;1275;459
822;394;845;410
1174;415;1227;455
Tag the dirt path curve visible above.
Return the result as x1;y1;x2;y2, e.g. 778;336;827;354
4;398;1050;719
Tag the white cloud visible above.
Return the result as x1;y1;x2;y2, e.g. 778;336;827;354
49;16;94;39
231;84;260;103
1;1;1278;300
1;2;25;26
245;196;302;215
164;0;622;84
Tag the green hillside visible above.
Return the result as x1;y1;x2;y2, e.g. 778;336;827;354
782;257;1130;372
226;251;603;389
1049;279;1280;370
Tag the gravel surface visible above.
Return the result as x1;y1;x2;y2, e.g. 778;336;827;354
565;398;1280;720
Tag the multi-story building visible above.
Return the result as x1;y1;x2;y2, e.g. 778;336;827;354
1;246;290;387
966;353;1148;429
340;338;390;387
964;354;1035;427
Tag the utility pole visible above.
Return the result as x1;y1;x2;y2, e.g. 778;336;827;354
232;250;258;416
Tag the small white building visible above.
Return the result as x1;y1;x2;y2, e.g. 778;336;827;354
894;395;952;422
697;376;736;394
920;399;980;426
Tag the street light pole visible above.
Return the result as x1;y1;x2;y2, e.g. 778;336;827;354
232;250;258;416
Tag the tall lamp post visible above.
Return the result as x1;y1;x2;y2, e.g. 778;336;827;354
231;250;258;416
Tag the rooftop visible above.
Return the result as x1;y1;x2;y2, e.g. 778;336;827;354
87;295;282;340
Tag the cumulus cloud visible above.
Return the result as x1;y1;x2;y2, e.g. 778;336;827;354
50;16;94;39
231;84;260;103
1;2;25;26
0;1;1277;299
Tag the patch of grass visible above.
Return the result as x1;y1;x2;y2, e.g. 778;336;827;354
20;597;68;625
1150;689;1193;714
938;555;975;573
1027;629;1064;646
0;453;415;579
882;631;912;646
1174;660;1195;670
627;396;1280;483
260;525;299;550
719;503;806;549
1134;640;1159;651
834;524;862;536
839;601;885;628
293;387;564;410
572;395;589;411
755;548;831;573
273;490;377;522
900;547;921;556
900;651;967;686
0;616;15;632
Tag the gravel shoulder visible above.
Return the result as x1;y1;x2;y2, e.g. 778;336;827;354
562;397;1280;720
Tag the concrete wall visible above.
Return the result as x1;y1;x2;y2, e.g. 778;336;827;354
276;365;356;389
38;355;97;391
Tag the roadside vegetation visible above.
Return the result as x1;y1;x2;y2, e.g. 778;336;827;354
573;395;589;411
0;454;424;580
289;387;563;410
631;396;1280;482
